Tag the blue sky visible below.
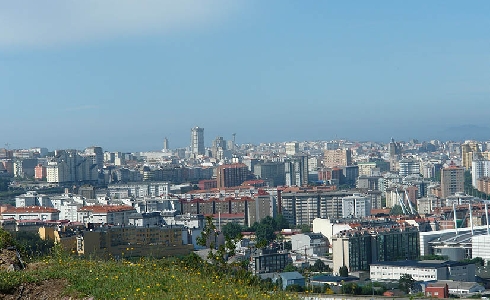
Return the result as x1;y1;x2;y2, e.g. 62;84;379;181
1;1;489;151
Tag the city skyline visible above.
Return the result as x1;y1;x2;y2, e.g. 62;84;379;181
1;1;489;151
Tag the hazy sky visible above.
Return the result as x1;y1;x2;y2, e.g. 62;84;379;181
1;1;489;152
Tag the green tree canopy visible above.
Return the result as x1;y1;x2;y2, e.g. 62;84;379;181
339;265;349;277
283;263;298;272
275;214;290;230
462;256;485;266
12;231;54;259
255;222;275;245
298;224;311;233
222;222;243;239
312;259;328;272
390;204;404;215
0;228;15;249
398;273;415;293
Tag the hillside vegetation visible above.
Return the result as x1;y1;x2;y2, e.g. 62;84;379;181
0;226;297;300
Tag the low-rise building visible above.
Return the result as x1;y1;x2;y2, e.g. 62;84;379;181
278;272;305;290
75;225;193;258
425;282;449;299
252;248;290;274
0;206;60;221
291;233;328;257
77;205;136;224
370;260;475;282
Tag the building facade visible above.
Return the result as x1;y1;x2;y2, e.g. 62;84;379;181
324;149;352;168
440;164;464;199
216;163;249;189
190;127;205;156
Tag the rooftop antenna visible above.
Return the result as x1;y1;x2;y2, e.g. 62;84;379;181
218;211;221;232
486;202;490;235
468;202;474;235
453;203;458;235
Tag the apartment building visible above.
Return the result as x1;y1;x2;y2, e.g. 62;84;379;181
77;205;137;224
1;206;60;221
216;163;250;189
440;163;464;199
323;149;352;168
75;226;193;258
280;190;356;226
332;225;419;272
341;194;371;218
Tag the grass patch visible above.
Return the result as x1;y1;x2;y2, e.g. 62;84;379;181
0;255;297;299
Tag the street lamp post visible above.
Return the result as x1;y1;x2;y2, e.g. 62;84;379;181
370;279;374;300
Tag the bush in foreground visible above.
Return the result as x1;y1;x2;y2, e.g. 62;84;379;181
0;253;297;300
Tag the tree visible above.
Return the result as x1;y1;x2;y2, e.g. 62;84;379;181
339;265;349;277
260;216;277;231
298;224;311;233
222;222;243;239
0;178;9;192
390;204;404;215
285;284;303;292
12;231;54;259
462;256;485;267
341;282;361;295
196;216;240;267
255;222;275;245
313;259;328;272
0;228;15;249
398;273;415;293
283;263;298;272
275;214;290;230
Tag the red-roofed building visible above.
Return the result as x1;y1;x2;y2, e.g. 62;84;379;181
77;205;137;225
241;179;267;188
425;283;449;298
1;206;60;221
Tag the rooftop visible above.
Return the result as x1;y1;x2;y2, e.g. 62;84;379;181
371;260;470;268
78;205;135;213
2;206;60;213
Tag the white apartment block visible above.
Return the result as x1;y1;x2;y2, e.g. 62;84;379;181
370;260;475;282
341;194;371;218
77;205;137;224
472;160;490;188
1;206;60;221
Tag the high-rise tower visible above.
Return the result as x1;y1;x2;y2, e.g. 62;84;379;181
190;127;205;156
440;162;464;198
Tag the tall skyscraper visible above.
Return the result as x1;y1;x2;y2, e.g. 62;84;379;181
440;162;464;199
84;146;104;170
399;159;420;177
323;149;352;168
216;163;249;189
284;155;309;186
285;142;299;156
163;137;169;151
461;141;482;170
211;136;226;158
472;159;490;188
190;127;205;156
